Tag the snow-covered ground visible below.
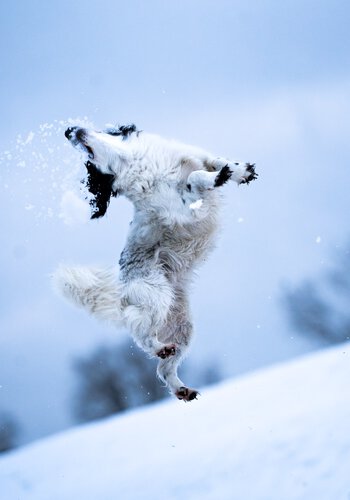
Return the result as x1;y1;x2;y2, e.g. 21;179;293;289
1;343;349;500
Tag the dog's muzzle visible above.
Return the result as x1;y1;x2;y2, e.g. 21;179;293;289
65;127;94;159
65;126;78;140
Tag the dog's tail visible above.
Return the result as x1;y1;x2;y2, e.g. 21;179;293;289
52;265;123;325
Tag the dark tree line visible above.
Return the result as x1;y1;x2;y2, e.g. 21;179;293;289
0;412;19;453
283;244;350;344
72;340;221;423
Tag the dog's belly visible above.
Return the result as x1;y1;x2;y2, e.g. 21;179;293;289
158;220;218;276
119;211;219;280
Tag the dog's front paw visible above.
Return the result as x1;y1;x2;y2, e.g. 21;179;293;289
224;160;258;185
175;386;199;402
239;163;258;185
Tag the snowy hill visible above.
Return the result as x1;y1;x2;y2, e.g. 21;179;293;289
1;344;350;500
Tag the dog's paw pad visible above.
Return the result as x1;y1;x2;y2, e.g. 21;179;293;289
156;344;176;359
176;387;199;402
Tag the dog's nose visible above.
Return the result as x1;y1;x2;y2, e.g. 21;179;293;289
65;126;78;140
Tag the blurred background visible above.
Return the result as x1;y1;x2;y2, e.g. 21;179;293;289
0;0;349;451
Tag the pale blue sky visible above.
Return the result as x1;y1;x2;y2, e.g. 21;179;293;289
1;0;349;139
1;0;349;445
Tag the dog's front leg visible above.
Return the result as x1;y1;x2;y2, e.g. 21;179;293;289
206;157;258;186
186;161;257;198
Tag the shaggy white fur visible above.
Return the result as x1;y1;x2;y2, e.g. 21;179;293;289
53;125;257;401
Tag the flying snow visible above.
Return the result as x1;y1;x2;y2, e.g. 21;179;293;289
0;117;94;224
59;190;90;226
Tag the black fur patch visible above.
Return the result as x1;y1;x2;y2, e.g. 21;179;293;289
83;161;118;219
104;124;138;140
214;165;232;187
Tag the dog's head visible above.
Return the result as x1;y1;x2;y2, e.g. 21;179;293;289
65;124;138;219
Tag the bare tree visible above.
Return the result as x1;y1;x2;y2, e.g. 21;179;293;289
72;342;167;422
283;245;350;344
72;340;222;423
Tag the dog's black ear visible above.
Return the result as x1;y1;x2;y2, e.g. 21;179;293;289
83;161;118;219
105;124;138;140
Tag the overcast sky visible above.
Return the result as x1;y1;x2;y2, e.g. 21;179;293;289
1;0;350;446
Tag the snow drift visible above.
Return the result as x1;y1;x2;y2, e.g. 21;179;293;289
1;344;349;500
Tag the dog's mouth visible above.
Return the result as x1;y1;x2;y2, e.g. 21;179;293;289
65;127;94;159
81;142;94;159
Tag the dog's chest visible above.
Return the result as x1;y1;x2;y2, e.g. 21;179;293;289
119;218;217;280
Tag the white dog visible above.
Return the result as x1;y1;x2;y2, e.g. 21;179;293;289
54;124;257;401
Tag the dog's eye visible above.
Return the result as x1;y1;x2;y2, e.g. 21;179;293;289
105;124;138;139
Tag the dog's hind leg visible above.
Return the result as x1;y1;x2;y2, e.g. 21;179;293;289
157;331;199;402
121;271;176;357
156;286;198;401
157;349;199;401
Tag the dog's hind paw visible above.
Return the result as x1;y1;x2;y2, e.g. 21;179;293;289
175;387;199;402
156;344;176;359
